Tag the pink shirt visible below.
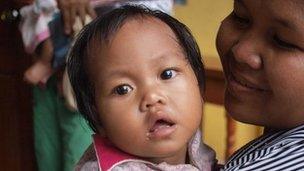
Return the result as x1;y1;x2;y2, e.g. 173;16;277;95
75;130;216;171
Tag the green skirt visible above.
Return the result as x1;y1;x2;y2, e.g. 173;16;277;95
33;76;92;171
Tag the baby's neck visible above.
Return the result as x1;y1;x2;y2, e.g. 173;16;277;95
145;145;188;165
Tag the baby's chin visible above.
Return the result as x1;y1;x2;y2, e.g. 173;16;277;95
133;143;188;165
143;153;187;165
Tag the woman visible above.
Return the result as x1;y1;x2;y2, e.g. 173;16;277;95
216;0;304;170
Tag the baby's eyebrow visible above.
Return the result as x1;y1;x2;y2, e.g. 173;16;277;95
105;69;133;80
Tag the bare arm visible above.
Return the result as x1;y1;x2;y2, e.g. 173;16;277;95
56;0;96;34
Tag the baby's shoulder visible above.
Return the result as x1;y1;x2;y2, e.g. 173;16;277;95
75;144;98;171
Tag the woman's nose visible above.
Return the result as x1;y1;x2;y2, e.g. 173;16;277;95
232;36;263;70
139;86;167;112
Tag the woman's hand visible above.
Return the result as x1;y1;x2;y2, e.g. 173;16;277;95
56;0;96;34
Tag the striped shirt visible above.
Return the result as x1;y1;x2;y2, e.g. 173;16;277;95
223;124;304;171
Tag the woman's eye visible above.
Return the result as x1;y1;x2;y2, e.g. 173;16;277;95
231;11;250;27
273;35;297;50
113;84;133;95
160;69;177;80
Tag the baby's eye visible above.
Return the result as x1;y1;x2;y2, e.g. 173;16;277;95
113;84;133;95
231;11;250;28
160;69;177;80
273;35;298;50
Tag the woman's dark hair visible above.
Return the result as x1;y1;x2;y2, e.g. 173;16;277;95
67;5;205;132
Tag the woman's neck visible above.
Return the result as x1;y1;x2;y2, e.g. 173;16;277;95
263;127;290;134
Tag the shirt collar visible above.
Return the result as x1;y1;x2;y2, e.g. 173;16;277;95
93;130;215;170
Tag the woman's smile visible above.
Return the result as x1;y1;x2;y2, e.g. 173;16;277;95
224;54;271;97
227;70;271;93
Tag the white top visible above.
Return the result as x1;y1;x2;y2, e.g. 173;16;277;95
223;124;304;171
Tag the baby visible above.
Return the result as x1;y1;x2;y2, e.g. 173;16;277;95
68;5;215;171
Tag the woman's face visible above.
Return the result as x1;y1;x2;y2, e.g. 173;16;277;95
216;0;304;129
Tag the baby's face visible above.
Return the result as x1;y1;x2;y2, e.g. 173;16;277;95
217;0;304;129
88;17;202;164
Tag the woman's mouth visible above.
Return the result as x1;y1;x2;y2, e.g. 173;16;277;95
227;71;270;93
224;55;270;93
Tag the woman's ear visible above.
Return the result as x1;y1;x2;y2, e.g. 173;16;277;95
200;90;205;103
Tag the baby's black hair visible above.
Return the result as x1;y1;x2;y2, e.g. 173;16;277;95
67;5;205;132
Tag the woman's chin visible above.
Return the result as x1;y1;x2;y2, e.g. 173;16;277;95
224;98;264;126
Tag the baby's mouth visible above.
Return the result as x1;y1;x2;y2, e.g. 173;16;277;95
147;118;177;140
149;119;175;133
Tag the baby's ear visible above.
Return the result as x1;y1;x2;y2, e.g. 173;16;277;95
201;97;205;104
96;126;107;137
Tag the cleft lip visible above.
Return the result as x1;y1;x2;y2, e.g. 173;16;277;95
149;119;175;133
148;111;176;133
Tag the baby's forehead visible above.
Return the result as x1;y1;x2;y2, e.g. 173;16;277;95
125;16;171;29
113;16;176;42
89;15;180;56
86;15;183;75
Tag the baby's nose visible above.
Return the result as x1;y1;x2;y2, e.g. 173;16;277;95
139;87;167;112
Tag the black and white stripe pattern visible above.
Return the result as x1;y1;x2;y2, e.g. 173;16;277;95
223;125;304;171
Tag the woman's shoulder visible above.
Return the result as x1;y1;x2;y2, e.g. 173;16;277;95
223;125;304;171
